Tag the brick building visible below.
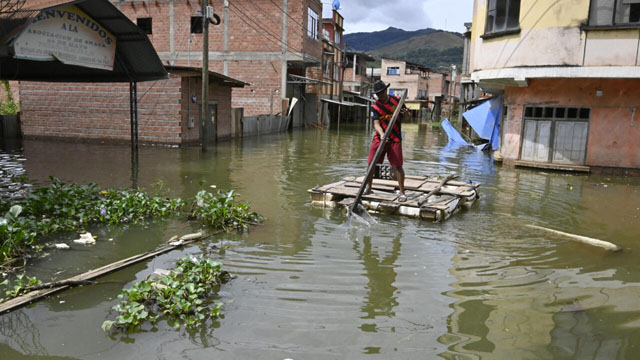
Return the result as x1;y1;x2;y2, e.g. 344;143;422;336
16;0;324;143
20;67;245;144
343;50;374;95
114;0;323;133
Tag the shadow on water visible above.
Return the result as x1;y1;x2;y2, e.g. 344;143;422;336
1;125;640;359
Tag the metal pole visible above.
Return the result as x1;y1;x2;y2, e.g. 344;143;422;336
129;81;134;148
201;0;210;151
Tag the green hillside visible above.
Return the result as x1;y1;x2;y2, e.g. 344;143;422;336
370;31;464;71
344;27;437;52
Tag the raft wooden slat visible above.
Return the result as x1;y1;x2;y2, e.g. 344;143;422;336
0;232;206;315
309;174;480;222
349;177;428;190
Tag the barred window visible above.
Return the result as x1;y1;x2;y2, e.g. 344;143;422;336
485;0;521;34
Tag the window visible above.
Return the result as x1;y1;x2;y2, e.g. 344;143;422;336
389;88;407;96
191;16;203;34
589;0;640;26
308;8;319;39
323;58;332;78
334;29;341;44
485;0;521;34
334;63;340;81
137;17;152;34
521;106;590;164
386;67;400;75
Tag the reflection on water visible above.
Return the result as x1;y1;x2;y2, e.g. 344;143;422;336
0;124;639;359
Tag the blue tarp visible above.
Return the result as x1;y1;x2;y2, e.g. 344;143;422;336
442;118;469;146
462;96;503;151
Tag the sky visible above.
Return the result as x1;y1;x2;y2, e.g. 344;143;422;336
322;0;474;34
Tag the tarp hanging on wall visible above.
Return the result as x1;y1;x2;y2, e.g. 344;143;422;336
462;96;502;151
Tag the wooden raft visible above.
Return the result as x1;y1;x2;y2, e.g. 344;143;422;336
308;174;480;222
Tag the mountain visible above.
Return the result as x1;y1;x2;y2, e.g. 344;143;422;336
345;27;464;71
344;27;438;52
370;31;464;71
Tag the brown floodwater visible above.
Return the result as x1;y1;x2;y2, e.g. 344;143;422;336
0;123;639;359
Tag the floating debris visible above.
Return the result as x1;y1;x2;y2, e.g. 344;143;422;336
54;244;70;250
73;232;96;245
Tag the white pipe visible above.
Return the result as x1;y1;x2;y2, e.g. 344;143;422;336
526;225;622;252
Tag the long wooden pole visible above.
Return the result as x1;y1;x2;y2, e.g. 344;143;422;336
349;89;407;214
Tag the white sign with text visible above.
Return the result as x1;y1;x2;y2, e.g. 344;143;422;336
13;5;116;71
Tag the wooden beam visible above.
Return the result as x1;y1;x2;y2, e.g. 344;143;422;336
0;232;207;315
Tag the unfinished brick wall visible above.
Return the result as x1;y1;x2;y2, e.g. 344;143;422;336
20;71;234;144
113;0;323;118
19;78;183;144
180;76;234;141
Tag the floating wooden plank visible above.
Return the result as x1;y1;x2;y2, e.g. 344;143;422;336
313;180;346;193
415;176;479;188
344;182;396;192
0;232;207;315
351;177;427;190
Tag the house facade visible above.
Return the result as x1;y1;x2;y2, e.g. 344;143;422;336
469;0;640;173
343;50;374;95
380;58;430;114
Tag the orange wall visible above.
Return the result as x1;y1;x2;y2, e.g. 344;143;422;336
502;78;640;169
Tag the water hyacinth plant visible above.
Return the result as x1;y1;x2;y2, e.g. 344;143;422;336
102;256;229;332
0;178;185;266
190;190;263;231
0;178;262;267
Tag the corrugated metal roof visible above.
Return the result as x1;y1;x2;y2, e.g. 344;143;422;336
166;66;248;88
0;0;167;82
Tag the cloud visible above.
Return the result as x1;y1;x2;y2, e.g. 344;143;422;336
330;0;473;34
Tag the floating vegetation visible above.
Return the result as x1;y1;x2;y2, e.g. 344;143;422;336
190;190;263;232
102;256;229;332
0;178;263;267
0;273;41;302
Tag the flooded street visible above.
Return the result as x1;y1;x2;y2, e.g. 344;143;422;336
1;124;639;359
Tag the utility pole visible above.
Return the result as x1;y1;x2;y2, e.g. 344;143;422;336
201;0;210;151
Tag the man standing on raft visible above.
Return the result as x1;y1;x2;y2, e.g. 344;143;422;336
364;80;411;202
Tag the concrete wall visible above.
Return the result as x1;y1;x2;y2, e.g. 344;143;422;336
380;59;428;100
470;0;640;76
500;78;640;169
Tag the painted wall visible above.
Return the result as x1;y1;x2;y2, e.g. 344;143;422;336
500;78;640;169
470;0;640;73
380;59;428;100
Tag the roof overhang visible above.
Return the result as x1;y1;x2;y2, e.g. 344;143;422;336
165;65;247;87
321;98;368;107
0;0;167;82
